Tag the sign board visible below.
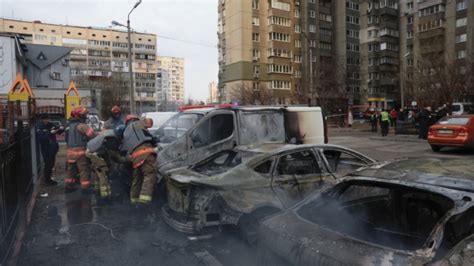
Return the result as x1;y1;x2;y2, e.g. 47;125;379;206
411;101;417;107
64;81;81;119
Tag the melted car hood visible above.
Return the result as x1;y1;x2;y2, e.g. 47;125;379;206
259;211;425;265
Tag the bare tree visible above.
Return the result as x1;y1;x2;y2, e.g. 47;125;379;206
312;56;348;113
75;73;130;119
229;82;280;105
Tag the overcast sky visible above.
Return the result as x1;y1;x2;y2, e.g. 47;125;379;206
1;0;218;101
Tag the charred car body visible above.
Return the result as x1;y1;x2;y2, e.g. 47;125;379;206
162;143;374;239
154;106;327;176
257;158;474;265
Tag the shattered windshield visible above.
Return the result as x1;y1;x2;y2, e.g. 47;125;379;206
192;150;260;176
154;113;203;143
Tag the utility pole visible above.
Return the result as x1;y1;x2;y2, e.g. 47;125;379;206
126;18;135;114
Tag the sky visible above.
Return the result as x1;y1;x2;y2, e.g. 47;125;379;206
0;0;218;102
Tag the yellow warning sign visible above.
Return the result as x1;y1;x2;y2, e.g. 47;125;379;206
64;81;81;120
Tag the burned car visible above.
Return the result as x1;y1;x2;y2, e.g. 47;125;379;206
162;143;374;242
257;158;474;265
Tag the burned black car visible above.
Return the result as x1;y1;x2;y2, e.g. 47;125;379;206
257;158;474;265
162;143;374;242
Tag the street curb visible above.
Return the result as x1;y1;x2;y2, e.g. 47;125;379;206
369;137;426;143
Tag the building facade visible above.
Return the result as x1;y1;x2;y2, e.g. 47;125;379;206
156;56;185;110
219;0;474;109
0;18;158;113
208;81;218;103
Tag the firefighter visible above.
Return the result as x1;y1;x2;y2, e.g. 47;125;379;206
122;115;158;205
65;106;96;192
103;105;124;130
36;113;64;185
86;127;127;199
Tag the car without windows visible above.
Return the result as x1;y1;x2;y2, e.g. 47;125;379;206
257;158;474;266
161;143;374;243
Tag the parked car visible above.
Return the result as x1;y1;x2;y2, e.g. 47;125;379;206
162;143;374;242
452;102;473;116
141;112;177;135
257;158;474;266
428;115;474;152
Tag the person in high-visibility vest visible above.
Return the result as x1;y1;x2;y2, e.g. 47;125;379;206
380;109;390;137
65;106;96;192
122;115;158;205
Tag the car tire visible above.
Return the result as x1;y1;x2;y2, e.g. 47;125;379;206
431;145;442;152
238;207;279;246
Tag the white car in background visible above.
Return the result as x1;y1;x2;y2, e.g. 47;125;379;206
452;102;473;116
141;112;177;134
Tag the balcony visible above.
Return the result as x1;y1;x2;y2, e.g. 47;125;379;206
380;77;397;86
379;7;398;17
418;27;445;40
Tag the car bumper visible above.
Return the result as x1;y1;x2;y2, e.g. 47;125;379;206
162;205;201;234
428;136;470;147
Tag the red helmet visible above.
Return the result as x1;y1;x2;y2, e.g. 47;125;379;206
125;114;139;124
111;105;121;114
71;106;89;119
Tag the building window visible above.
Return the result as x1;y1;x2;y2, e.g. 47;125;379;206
269;32;290;42
295;9;301;18
407;16;414;24
457;49;466;59
320;13;332;22
268;16;291;27
52;72;61;80
252;17;260;26
320;41;331;50
346;1;359;11
294;25;301;33
271;0;290;11
310;10;316;18
346;43;359;52
418;4;445;17
294;39;301;47
252;0;259;10
252;49;260;60
346;15;359;25
294;55;302;63
270;80;291;90
456;0;467;11
456;33;467;43
252;33;260;42
456;17;467;27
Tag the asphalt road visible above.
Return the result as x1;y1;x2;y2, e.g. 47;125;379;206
17;130;473;266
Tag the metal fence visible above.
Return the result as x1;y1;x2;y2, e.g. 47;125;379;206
0;99;35;265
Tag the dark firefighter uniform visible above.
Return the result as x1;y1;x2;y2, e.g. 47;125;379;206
36;113;63;185
65;107;96;191
86;129;126;198
122;118;157;204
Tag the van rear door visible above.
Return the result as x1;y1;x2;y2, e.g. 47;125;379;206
284;107;325;144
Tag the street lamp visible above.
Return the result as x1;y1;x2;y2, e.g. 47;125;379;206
111;0;142;114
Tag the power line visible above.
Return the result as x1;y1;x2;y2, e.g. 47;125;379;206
156;34;217;48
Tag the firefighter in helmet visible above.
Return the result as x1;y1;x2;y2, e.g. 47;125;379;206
122;115;158;205
65;106;96;192
86;126;127;200
103;105;124;130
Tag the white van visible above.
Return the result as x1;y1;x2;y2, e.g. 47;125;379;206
141;112;177;134
452;102;474;116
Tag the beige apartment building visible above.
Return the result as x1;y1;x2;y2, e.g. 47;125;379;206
0;18;158;113
156;56;185;110
219;0;474;109
208;81;218;103
218;0;364;106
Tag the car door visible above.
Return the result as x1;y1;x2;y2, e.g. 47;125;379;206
318;147;373;175
271;149;322;207
187;110;237;165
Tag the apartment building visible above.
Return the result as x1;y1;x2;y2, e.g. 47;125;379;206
399;0;474;105
156;56;185;110
218;0;366;106
208;81;218;103
0;18;158;113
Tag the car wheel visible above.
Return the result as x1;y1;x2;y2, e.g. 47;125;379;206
431;145;442;152
238;207;279;246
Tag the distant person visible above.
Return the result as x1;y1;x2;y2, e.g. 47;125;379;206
370;112;379;133
103;105;124;130
380;109;390;137
36;113;64;186
418;107;432;140
396;108;406;134
390;108;398;128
